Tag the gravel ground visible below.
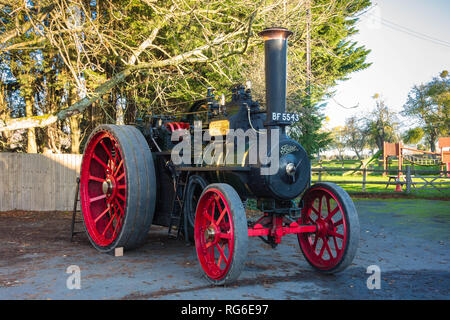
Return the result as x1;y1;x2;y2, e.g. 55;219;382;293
0;199;449;300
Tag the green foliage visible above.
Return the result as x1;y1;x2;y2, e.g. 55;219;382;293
289;103;333;158
402;127;424;145
342;116;368;160
402;70;450;151
365;96;399;151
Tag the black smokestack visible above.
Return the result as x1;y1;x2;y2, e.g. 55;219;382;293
258;27;292;128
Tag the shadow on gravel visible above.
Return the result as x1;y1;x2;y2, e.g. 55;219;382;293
120;267;450;300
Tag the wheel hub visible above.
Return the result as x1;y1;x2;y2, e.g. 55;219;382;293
102;178;114;196
205;225;217;242
315;218;332;238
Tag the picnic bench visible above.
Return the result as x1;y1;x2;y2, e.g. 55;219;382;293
385;175;417;189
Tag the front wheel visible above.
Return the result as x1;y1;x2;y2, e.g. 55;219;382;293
194;183;248;285
298;182;360;273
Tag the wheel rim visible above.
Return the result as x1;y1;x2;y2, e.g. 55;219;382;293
298;187;348;270
80;131;127;247
195;188;234;280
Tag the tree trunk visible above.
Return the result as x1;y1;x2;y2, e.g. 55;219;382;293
428;131;437;153
116;89;124;125
69;86;81;154
25;94;38;153
69;115;81;153
0;84;9;150
376;136;383;154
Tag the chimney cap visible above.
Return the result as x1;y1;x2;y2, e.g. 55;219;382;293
258;27;293;40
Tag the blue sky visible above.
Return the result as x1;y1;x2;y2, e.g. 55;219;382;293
323;0;450;130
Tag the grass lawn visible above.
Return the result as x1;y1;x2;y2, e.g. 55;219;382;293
311;172;450;198
312;159;443;172
309;159;449;198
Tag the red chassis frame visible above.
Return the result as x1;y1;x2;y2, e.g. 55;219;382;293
247;214;316;244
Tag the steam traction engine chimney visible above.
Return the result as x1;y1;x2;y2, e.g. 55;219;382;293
258;27;293;129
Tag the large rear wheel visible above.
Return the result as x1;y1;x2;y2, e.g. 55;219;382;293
194;183;248;285
298;182;359;273
80;124;156;253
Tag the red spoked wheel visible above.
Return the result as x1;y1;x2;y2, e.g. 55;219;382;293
194;183;248;285
81;130;126;247
80;125;156;253
298;182;359;273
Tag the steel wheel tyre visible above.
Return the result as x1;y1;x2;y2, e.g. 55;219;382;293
80;124;156;253
298;182;359;273
194;183;248;285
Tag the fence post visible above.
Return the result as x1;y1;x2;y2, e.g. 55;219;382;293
362;168;367;192
405;165;411;194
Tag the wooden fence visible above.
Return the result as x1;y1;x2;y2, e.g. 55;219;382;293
0;153;82;211
312;165;450;194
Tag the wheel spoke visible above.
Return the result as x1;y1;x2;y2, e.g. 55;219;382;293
328;230;344;239
215;207;227;226
99;140;114;168
324;241;334;259
92;154;108;170
318;240;326;258
311;204;320;215
89;194;106;203
327;206;340;221
112;217;122;238
209;244;215;262
111;147;118;171
215;243;228;266
94;206;110;223
210;200;216;224
114;198;125;215
214;197;222;218
114;159;123;176
218;232;231;240
202;210;213;223
89;175;105;183
116;172;125;181
312;235;318;251
116;192;126;202
326;196;331;215
102;211;118;236
318;196;323;216
334;218;343;227
333;235;340;253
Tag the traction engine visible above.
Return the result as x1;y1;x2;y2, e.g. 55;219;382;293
79;28;360;285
